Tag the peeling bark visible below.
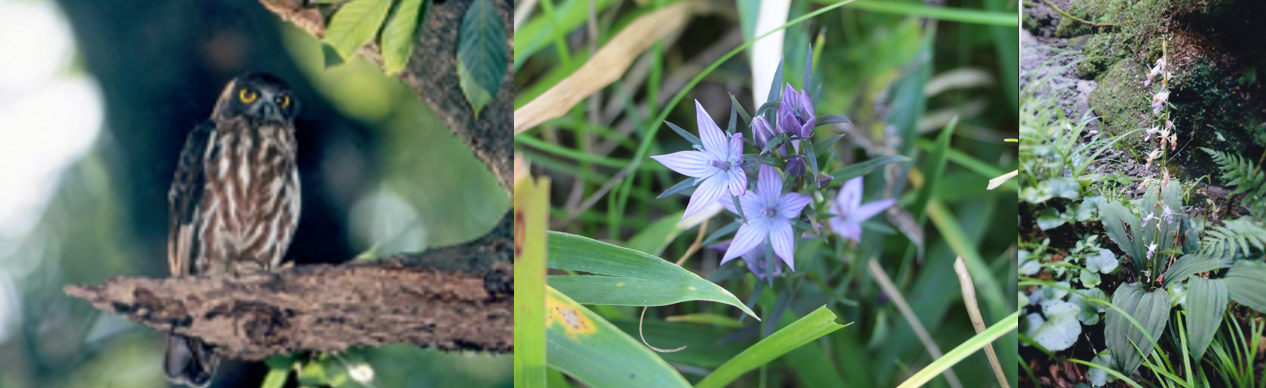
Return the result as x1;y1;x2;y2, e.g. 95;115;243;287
65;258;512;360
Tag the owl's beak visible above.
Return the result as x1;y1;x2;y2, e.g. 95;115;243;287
261;101;284;122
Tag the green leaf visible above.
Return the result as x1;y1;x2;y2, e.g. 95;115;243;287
261;368;289;388
1070;288;1107;325
828;155;910;183
1161;253;1232;287
624;211;687;256
911;115;957;222
1184;276;1227;361
457;0;508;116
693;306;847;388
380;0;427;75
1085;248;1118;274
1223;260;1266;313
1105;282;1170;375
324;0;394;61
547;232;758;319
1079;270;1101;288
1036;207;1072;231
514;178;549;387
1024;300;1080;351
897;311;1020;388
545;287;692;388
663;313;745;329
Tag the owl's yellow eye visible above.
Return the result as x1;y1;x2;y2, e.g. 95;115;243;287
238;88;258;103
277;95;291;109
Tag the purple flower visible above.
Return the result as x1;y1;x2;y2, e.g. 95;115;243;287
651;100;748;219
752;115;776;150
708;240;784;282
719;164;811;271
828;177;896;242
786;156;807;177
778;83;816;139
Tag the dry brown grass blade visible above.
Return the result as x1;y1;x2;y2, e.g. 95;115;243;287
867;260;963;388
954;256;1010;388
513;0;709;134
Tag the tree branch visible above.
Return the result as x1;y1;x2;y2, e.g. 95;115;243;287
260;0;513;193
64;258;512;361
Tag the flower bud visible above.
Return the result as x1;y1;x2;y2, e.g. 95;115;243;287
786;156;807;177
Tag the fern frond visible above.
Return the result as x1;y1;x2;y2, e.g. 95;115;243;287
1201;148;1266;198
1199;216;1266;260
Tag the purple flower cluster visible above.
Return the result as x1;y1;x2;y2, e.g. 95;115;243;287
650;51;897;281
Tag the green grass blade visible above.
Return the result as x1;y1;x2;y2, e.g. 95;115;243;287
624;211;688;255
911;115;957;222
821;0;1018;26
545;287;692;388
896;311;1020;388
693;306;847;388
547;231;759;319
828;155;911;183
514;177;550;387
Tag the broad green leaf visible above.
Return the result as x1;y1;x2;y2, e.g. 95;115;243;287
1070;287;1106;325
828;155;910;184
380;0;427;75
545;287;691;388
1223;260;1266;312
1086;248;1118;274
1184;276;1226;361
610;318;756;368
624;211;686;255
1105;282;1169;375
897;311;1020;388
1100;201;1147;267
514;176;549;386
547;231;758;319
1079;270;1101;288
1161;253;1232;287
693;306;847;388
457;0;507;116
324;0;393;61
1024;300;1079;351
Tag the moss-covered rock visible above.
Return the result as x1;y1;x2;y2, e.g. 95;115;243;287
1088;59;1152;155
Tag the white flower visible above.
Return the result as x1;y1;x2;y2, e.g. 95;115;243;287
1146;149;1162;168
1147;242;1159;260
1141;211;1156;226
1144;126;1160;141
1152;91;1170;115
1145;58;1165;86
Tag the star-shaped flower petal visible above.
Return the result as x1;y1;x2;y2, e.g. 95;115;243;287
651;100;748;219
828;177;896;243
708;240;783;282
719;164;811;271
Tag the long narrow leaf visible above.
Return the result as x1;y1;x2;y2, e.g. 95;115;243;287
547;232;759;319
829;155;910;183
545;287;692;388
896;311;1021;388
513;172;549;387
693;306;847;388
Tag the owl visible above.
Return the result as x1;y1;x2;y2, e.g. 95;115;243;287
164;72;302;387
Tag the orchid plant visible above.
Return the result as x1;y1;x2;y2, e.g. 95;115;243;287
651;46;898;287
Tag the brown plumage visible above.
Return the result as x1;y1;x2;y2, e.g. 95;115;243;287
165;72;301;387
